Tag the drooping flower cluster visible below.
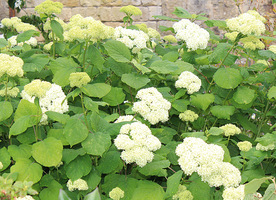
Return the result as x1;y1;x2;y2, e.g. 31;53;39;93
237;141;252;152
109;187;125;200
222;185;245;200
256;143;275;151
114;115;137;123
132;87;171;125
0;87;19;98
66;179;88;191
176;137;241;188
179;110;198;122
226;10;266;36
69;72;91;88
239;36;265;50
175;71;201;94
269;45;276;54
120;5;142;16
34;0;63;16
21;80;69;125
0;53;24;78
173;19;210;51
219;124;241;137
8;36;37;47
172;185;193;200
1;17;36;32
163;35;178;43
113;26;149;53
63;14;114;43
114;121;161;167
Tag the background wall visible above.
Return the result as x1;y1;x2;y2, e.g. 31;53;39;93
0;0;275;30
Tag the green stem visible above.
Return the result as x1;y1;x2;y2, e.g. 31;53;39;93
242;156;246;172
255;100;270;139
80;92;89;128
83;41;89;71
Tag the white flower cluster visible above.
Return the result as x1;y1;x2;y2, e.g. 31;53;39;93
114;121;161;167
176;137;241;188
114;115;137;123
8;36;37;47
173;19;210;51
256;143;275;151
1;17;36;33
226;10;266;36
222;185;245;200
67;179;88;191
0;53;24;78
175;71;201;94
16;195;35;200
21;80;69;125
132;87;171;125
114;26;149;52
219;124;241;137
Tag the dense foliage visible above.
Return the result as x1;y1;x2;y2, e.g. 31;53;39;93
0;1;275;199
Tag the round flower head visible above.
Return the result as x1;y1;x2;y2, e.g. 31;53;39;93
109;187;124;200
1;17;21;28
226;11;266;36
67;179;88;191
114;121;161;167
69;72;91;88
219;124;241;136
35;0;63;16
256;143;275;151
14;22;36;32
240;36;265;50
9;35;38;47
237;141;252;152
147;28;161;40
163;35;178;43
256;60;268;66
222;185;245;200
8;36;17;47
179;110;198;122
269;45;276;54
17;195;35;200
0;87;19;98
135;23;148;33
120;5;142;16
43;42;53;51
21;80;69;125
172;185;193;200
0;54;24;78
132;87;171;125
175;71;201;94
225;31;239;42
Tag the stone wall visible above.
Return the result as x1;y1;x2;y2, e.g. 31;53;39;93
0;0;274;30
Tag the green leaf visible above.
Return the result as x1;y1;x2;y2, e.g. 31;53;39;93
87;45;105;72
65;154;92;181
104;40;131;63
268;86;276;100
9;116;36;137
84;168;101;191
10;158;43;183
32;137;63;167
256;133;276;146
131;59;151;74
40;175;62;200
47;129;69;146
16;30;40;43
14;99;42;123
210;105;235;120
0;101;13;122
102;87;126;106
96;151;123;174
191;94;215;111
263;183;276;200
138;160;170;177
151;127;177;144
153;15;179;21
244;177;273;195
163;51;179;62
62;149;86;165
171;99;190;112
84;188;101;200
63;117;89;146
235;114;258;134
173;7;192;19
208;127;224;136
213;68;243;89
81;83;111;98
233;86;256;104
131;180;165;200
121;73;150;90
46;111;70;124
23;54;49;72
0;147;11;171
258;50;276;60
204;20;227;28
50;19;64;40
81;132;111;156
8;144;32;161
0;38;8;48
59;189;72;200
165;170;183;198
188;173;211;200
173;60;194;75
150;60;178;74
90;112;110;133
106;58;132;77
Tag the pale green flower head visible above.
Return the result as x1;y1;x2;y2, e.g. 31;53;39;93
0;87;20;98
120;5;142;16
109;187;124;200
163;35;178;43
225;31;239;42
135;23;148;33
69;72;91;88
269;45;276;54
67;179;88;191
1;17;21;28
179;110;198;122
172;185;193;200
256;143;275;151
148;28;161;40
237;141;252;152
219;124;241;137
0;54;24;78
256;60;268;66
240;36;265;50
35;0;63;16
23;79;52;98
0;162;3;169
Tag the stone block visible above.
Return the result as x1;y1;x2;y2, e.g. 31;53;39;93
98;7;125;22
104;21;124;27
121;0;141;6
57;8;72;21
132;7;149;21
141;0;161;6
54;0;79;7
161;0;187;18
148;6;162;20
0;0;8;20
72;7;99;19
15;8;36;18
80;0;101;7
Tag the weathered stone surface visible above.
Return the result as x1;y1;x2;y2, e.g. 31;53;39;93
142;0;162;6
0;0;8;20
121;0;141;6
80;0;101;7
16;8;36;18
134;21;158;29
57;8;72;21
72;7;99;19
132;7;149;21
148;6;162;20
104;21;124;27
98;7;125;21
